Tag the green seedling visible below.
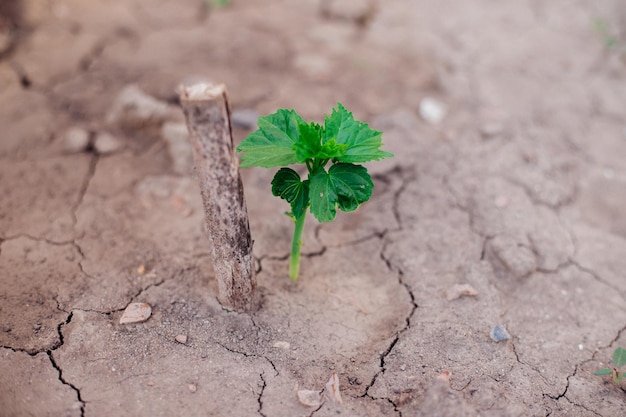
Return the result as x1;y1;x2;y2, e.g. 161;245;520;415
593;18;619;49
595;347;626;384
204;0;230;10
236;103;393;280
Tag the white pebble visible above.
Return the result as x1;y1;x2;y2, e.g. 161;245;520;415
419;97;447;125
272;341;291;349
62;127;90;154
94;132;123;155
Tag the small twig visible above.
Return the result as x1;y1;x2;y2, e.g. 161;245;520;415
179;83;257;311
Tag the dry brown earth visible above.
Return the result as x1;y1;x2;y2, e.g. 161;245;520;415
1;0;626;416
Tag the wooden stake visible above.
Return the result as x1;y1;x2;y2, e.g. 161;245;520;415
179;83;256;311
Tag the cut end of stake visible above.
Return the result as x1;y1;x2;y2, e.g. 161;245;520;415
179;83;226;101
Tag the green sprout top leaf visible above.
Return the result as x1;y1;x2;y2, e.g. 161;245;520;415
236;103;393;280
323;103;393;163
612;347;626;368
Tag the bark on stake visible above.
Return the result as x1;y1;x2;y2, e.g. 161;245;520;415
179;83;256;311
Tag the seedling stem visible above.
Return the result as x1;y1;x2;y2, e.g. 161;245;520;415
289;210;307;280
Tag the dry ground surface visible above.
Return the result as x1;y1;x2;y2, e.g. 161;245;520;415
1;0;626;416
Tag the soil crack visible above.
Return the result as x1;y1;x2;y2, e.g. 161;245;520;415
48;349;85;417
360;241;418;401
47;311;86;417
387;166;416;231
117;278;166;313
71;154;99;229
213;338;278;377
0;233;79;246
572;261;626;299
257;372;267;417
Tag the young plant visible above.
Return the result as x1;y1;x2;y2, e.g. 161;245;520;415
236;103;393;280
595;347;626;384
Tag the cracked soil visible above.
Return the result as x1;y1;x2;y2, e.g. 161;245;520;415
1;0;626;416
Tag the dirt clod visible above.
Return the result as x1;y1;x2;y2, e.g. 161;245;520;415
297;389;322;407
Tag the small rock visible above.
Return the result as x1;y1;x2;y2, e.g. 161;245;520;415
272;341;290;349
94;132;124;155
137;264;146;275
231;109;259;129
400;364;407;371
146;380;155;387
107;84;171;128
2;325;11;332
297;390;322;407
446;284;479;301
347;376;361;385
161;122;192;175
324;372;343;404
61;127;91;154
175;334;188;344
33;323;41;331
490;325;511;342
188;383;197;393
419;97;447;125
480;122;503;138
120;302;152;324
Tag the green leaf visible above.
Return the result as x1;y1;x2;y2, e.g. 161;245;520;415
323;103;394;163
236;109;304;168
318;138;348;160
293;122;347;162
613;347;626;368
329;163;373;212
309;163;373;222
293;122;322;162
595;368;612;376
309;168;337;223
271;168;309;218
